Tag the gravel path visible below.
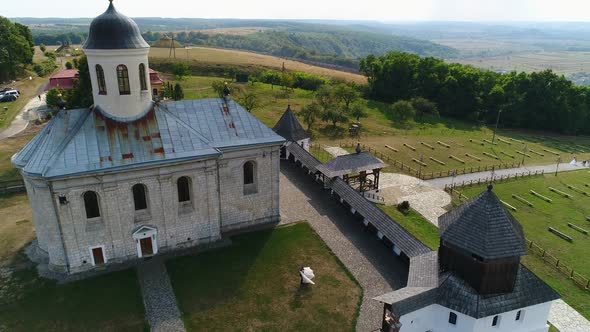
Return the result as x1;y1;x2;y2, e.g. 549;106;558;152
280;160;408;332
427;162;583;189
0;93;46;140
137;258;186;332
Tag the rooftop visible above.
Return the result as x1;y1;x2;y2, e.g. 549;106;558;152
83;1;149;50
438;185;527;261
316;151;388;178
272;105;309;142
12;99;284;179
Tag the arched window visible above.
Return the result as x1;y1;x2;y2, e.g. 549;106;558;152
83;191;100;219
96;64;107;95
243;161;255;185
116;64;130;95
132;184;148;211
139;63;147;91
177;176;191;202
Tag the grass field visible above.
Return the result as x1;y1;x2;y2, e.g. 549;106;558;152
167;222;362;332
150;46;366;83
0;267;147;331
0;76;48;129
0;131;37;182
0;193;33;264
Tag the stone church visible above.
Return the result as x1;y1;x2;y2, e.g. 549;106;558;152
12;1;284;274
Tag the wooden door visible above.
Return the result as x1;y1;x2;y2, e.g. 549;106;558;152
92;247;105;265
140;237;153;256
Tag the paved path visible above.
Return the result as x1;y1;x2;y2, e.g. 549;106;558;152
0;94;46;140
549;299;590;332
137;258;185;332
427;162;583;189
280;160;408;332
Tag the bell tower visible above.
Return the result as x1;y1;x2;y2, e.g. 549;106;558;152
83;0;152;121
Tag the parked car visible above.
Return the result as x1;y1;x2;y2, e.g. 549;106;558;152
0;87;15;93
0;94;17;102
0;90;19;99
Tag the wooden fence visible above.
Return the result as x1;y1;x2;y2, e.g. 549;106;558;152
339;141;522;180
0;180;26;195
526;239;590;292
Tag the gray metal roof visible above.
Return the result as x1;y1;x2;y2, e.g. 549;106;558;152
286;142;321;173
273;105;309;142
438;186;526;261
316;152;388;178
374;253;559;319
12;99;284;179
329;177;431;258
83;1;149;50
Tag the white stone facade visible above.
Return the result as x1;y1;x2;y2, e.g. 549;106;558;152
24;145;281;274
85;48;152;120
398;302;553;332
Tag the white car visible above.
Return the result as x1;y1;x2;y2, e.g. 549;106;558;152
0;90;19;99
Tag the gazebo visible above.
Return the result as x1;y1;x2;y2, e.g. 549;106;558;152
316;144;388;192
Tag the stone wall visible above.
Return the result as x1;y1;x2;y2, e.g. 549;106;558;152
218;146;281;232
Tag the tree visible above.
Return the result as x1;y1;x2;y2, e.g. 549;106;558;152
65;61;73;69
314;85;349;128
66;56;93;109
46;88;62;109
72;57;79;69
39;43;46;52
239;93;258;112
410;97;438;121
173;83;184;100
0;17;34;80
334;83;359;112
299;103;321;130
350;100;368;122
390;100;416;123
171;62;190;80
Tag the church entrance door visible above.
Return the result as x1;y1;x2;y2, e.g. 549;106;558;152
92;247;105;265
140;237;154;256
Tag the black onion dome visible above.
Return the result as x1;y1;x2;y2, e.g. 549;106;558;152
83;1;149;49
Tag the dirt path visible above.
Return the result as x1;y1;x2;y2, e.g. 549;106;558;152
0;94;46;140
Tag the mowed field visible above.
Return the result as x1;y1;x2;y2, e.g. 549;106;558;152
149;46;366;83
451;51;590;75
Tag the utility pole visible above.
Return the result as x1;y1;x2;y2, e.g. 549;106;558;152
492;109;502;144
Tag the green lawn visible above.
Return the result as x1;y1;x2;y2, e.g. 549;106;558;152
0;268;147;332
0;76;48;129
167;222;362;332
378;206;440;250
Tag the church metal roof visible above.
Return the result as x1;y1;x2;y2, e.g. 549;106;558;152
12;99;284;179
438;186;527;261
83;1;149;50
273;105;309;142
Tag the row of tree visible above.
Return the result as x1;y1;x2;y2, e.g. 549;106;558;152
360;51;590;135
0;17;34;81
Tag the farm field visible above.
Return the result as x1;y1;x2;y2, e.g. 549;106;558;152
450;51;590;76
167;222;362;331
150;46;367;83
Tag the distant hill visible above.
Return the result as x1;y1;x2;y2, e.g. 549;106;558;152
15;17;459;69
151;37;183;48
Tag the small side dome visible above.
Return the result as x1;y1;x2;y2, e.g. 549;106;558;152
83;0;149;50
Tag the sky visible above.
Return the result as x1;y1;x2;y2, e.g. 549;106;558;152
4;0;590;21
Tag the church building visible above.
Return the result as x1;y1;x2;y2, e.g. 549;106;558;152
374;185;559;332
12;1;284;274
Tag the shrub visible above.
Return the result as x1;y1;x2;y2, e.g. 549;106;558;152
397;200;410;214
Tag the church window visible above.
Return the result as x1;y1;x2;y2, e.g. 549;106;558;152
448;312;457;325
244;161;255;185
492;315;500;327
83;191;101;219
117;64;130;95
132;184;148;211
139;63;147;91
516;310;523;321
243;161;258;195
96;65;107;95
177;176;191;202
